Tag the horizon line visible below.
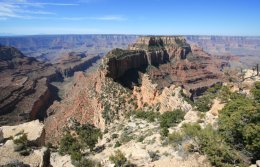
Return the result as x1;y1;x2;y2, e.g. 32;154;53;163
0;33;260;38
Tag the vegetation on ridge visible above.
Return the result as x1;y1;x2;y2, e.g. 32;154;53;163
166;82;260;166
59;122;102;167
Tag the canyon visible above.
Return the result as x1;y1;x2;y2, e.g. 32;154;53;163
44;36;228;145
0;46;100;126
0;35;259;167
1;35;259;67
186;36;260;67
0;35;137;62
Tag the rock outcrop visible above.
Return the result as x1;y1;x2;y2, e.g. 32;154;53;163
102;36;226;98
102;36;191;80
1;120;45;146
133;74;192;112
50;153;73;167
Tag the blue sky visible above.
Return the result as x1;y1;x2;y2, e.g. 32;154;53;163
0;0;259;36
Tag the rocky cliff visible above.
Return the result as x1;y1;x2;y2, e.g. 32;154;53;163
102;36;192;86
44;71;136;145
102;36;225;97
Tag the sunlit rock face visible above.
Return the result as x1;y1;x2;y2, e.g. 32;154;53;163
102;36;225;98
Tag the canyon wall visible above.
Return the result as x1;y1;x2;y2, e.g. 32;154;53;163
0;46;103;126
102;36;192;80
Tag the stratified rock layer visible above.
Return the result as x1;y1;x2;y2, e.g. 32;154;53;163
0;46;58;125
0;46;102;126
102;36;226;97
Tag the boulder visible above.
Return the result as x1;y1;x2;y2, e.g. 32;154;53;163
256;160;260;167
1;120;45;146
50;152;74;167
0;140;47;166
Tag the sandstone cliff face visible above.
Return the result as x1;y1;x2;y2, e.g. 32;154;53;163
133;74;192;113
102;36;226;98
129;36;191;62
102;49;147;79
102;36;192;81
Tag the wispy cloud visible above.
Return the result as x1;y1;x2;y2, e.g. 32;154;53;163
0;1;126;21
0;0;77;20
61;15;126;21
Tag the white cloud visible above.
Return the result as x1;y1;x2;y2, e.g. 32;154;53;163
61;15;126;21
0;1;126;22
0;0;77;20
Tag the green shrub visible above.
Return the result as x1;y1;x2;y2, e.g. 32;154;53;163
165;122;250;166
120;132;133;144
114;141;121;148
112;133;119;139
13;133;31;156
194;95;213;112
219;94;260;160
182;123;201;137
148;151;160;162
71;151;82;162
13;133;28;145
159;109;185;128
197;126;247;167
218;86;232;103
160;127;169;137
77;123;102;151
168;131;183;143
251;81;260;103
193;84;223;112
133;110;159;122
207;84;222;94
59;122;102;164
109;150;127;167
137;136;145;142
59;132;78;155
